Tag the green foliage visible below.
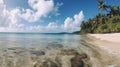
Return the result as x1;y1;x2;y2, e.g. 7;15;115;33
80;0;120;34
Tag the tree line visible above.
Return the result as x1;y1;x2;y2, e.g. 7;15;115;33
80;0;120;34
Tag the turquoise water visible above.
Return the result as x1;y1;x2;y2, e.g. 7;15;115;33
0;33;89;67
0;33;82;48
0;33;115;67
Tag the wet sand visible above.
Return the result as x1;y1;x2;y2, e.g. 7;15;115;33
88;33;120;56
87;33;120;67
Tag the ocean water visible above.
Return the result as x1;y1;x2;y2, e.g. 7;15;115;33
0;33;88;67
0;33;116;67
0;33;82;48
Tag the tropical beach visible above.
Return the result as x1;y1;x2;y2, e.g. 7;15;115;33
0;0;120;67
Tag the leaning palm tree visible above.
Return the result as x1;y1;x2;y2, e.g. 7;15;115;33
97;0;107;14
97;0;109;23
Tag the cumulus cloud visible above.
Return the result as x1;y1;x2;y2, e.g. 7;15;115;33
20;0;63;22
26;22;59;33
62;11;84;32
0;0;3;4
25;11;84;33
21;0;55;22
0;0;62;32
0;3;24;32
0;0;84;33
0;1;25;32
47;22;58;29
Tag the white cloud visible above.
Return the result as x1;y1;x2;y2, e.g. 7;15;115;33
63;17;73;29
0;0;62;32
0;3;26;32
62;11;84;32
0;0;3;4
20;0;62;22
47;22;58;29
20;0;54;22
27;25;42;31
52;2;63;16
0;24;25;32
26;11;84;33
0;0;84;33
0;3;21;29
26;22;59;33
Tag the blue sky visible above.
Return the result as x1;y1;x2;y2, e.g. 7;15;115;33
0;0;120;33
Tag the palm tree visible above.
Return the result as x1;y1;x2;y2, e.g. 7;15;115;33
97;0;108;14
117;6;120;15
109;6;120;16
97;0;109;23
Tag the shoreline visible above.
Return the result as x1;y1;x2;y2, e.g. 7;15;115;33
86;33;120;67
87;33;120;57
88;33;120;43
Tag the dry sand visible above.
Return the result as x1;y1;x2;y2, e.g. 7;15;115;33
87;33;120;57
88;33;120;43
87;33;120;67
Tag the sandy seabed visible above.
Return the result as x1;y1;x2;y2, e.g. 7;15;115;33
0;33;120;67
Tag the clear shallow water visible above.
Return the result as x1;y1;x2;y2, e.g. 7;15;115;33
0;33;117;67
0;33;82;48
0;33;88;67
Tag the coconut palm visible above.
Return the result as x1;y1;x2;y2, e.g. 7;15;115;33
97;0;108;13
109;6;120;16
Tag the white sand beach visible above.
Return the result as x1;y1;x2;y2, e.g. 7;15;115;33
88;33;120;43
88;33;120;56
87;33;120;67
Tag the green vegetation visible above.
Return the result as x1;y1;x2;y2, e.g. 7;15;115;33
80;0;120;34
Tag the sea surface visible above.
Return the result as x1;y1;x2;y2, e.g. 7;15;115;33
0;33;83;48
0;33;89;67
0;33;116;67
